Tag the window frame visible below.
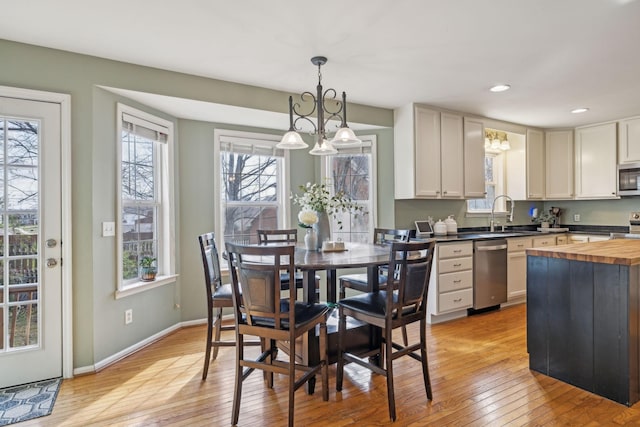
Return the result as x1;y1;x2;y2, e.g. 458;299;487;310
321;135;376;242
213;129;291;257
466;151;506;216
115;104;176;298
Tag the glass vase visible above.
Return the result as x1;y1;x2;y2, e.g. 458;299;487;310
304;228;317;250
314;211;331;250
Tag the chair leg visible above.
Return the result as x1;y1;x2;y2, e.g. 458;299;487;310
202;307;214;380
420;318;433;400
336;306;346;391
385;326;396;422
288;333;296;427
401;325;408;347
320;321;329;402
339;280;346;300
211;307;223;360
264;338;274;388
231;332;243;426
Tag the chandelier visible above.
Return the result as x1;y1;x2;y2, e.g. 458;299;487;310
484;129;510;152
277;56;362;155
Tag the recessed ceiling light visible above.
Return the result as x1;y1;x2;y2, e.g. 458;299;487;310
490;84;511;92
571;108;589;114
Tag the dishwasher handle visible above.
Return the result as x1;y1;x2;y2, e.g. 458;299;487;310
475;244;507;251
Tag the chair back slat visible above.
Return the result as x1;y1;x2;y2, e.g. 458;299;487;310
198;232;223;302
374;228;411;245
257;229;298;244
226;242;296;330
387;240;436;317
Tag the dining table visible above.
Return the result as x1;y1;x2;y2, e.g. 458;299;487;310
289;241;394;393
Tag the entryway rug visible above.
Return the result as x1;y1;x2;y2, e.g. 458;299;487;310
0;378;61;426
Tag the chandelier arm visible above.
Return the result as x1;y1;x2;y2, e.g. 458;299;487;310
292;115;318;134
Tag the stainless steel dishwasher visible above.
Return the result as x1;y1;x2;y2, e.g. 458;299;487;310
472;239;507;310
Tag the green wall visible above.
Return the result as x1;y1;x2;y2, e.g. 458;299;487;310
0;38;393;369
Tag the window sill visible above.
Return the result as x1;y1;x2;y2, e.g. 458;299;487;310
115;274;178;299
465;211;507;218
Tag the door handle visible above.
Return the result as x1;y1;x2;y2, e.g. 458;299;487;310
47;239;58;248
47;258;58;268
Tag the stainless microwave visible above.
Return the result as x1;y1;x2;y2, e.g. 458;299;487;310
618;163;640;196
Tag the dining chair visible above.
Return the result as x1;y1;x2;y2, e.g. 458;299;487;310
339;228;411;344
336;240;436;422
257;228;321;297
198;232;259;381
225;242;330;427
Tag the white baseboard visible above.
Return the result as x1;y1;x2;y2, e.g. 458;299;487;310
427;309;468;324
73;318;208;376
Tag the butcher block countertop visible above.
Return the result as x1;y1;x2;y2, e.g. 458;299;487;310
526;239;640;266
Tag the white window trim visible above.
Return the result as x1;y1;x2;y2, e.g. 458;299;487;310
115;104;176;298
466;151;506;218
213;129;291;257
321;135;377;237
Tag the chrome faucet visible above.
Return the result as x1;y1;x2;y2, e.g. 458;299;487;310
490;195;515;232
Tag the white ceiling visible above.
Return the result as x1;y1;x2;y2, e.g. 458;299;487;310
3;0;640;129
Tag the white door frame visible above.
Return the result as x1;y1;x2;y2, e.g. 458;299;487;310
0;85;73;379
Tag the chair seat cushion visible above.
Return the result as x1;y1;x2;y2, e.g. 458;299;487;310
251;300;329;329
338;291;397;319
212;283;234;300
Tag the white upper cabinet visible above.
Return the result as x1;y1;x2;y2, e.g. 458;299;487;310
574;122;618;199
619;116;640;164
526;129;545;199
440;112;464;198
545;130;574;199
463;117;486;198
394;104;464;199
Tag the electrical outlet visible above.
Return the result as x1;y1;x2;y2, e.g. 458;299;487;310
574;214;581;222
125;309;133;325
102;221;115;237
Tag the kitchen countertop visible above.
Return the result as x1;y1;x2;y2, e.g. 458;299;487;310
526;239;640;265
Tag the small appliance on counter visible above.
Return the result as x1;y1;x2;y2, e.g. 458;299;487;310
415;220;434;238
444;215;458;234
433;219;447;236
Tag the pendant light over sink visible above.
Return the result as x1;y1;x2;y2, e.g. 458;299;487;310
277;56;362;155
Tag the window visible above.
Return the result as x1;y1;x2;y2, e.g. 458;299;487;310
117;104;175;296
321;135;376;243
214;130;290;251
467;152;505;213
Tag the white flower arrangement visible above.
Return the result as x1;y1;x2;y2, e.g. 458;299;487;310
292;181;365;229
298;209;318;229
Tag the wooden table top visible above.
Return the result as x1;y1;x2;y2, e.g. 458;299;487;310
526;239;640;265
294;242;392;270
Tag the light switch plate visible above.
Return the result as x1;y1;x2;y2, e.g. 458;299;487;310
574;214;581;222
102;221;115;237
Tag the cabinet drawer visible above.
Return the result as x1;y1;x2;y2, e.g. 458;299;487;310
439;270;472;293
438;288;473;312
439;256;472;274
438;242;472;258
507;237;532;252
556;235;568;245
532;236;556;247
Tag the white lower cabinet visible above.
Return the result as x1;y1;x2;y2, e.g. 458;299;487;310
427;241;473;323
532;235;557;247
507;237;532;301
568;234;610;243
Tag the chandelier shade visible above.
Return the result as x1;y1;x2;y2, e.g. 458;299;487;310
277;56;362;154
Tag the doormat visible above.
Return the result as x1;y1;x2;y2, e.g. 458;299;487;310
0;378;61;426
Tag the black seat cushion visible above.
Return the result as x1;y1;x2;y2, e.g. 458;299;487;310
340;273;389;286
212;283;234;300
248;300;329;330
338;291;398;319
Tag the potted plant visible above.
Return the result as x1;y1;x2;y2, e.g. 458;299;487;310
532;212;554;228
139;256;157;281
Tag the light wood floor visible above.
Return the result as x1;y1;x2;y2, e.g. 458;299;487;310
22;304;640;426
